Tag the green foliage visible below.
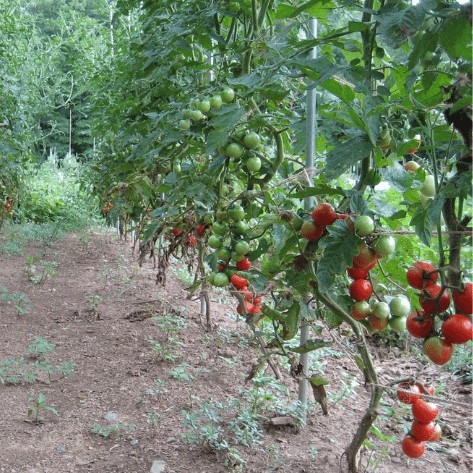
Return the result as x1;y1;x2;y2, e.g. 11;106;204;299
18;154;98;224
181;374;308;465
148;315;187;361
27;337;56;359
0;357;75;385
27;392;59;423
6;291;34;316
89;422;135;438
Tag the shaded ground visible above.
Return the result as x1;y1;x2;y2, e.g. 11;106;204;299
0;226;471;473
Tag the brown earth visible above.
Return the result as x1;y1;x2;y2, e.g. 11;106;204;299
0;226;471;473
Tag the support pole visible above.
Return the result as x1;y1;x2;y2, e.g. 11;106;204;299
298;17;318;423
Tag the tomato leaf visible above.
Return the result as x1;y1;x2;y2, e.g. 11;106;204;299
354;355;365;372
426;194;446;226
317;222;360;290
184;279;202;292
292;184;346;199
371;198;400;219
348;21;369;32
441;173;472;199
249;237;270;261
274;231;299;262
349;192;370;216
439;17;472;62
380;166;416;193
409;205;432;246
325;136;374;181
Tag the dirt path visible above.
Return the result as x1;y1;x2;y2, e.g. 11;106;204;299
0;227;470;473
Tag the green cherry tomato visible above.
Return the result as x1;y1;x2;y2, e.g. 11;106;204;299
228;204;245;222
217;247;231;261
210;95;223;110
354;215;375;236
234;240;250;255
231;251;245;263
226;143;244;159
221;86;235;103
372;235;396;257
179;119;191;130
190;109;204;120
389;316;407;332
245;157;261;172
212;221;228;236
198;99;211;114
208;235;223;249
243;132;260;149
213;272;229;287
232;220;248;235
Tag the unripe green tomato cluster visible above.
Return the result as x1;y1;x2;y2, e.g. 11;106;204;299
206;203;256;290
180;86;235;129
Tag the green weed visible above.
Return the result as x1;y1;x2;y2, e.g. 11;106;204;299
89;422;134;437
27;392;59;423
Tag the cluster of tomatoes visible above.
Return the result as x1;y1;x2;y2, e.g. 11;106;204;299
179;85;235;131
195;205;266;320
398;380;442;458
2;196;14;215
348;245;410;332
300;202;341;241
102;202;113;213
300;202;410;332
405;261;472;365
231;273;263;319
171;227;197;247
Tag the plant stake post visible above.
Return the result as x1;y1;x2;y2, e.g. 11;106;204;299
299;17;317;423
199;47;216;329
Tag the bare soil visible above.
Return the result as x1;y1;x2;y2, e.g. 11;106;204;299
0;227;471;473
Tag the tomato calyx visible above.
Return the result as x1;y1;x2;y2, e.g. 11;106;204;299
406;310;433;339
406;261;438;290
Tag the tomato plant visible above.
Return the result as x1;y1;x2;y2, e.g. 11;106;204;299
72;0;472;470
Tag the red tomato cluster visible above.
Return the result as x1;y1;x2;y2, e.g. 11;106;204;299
231;273;262;320
5;203;11;213
300;203;354;241
196;224;205;236
186;234;197;247
347;243;382;325
406;262;472;365
102;202;113;213
236;256;251;271
398;381;442;458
